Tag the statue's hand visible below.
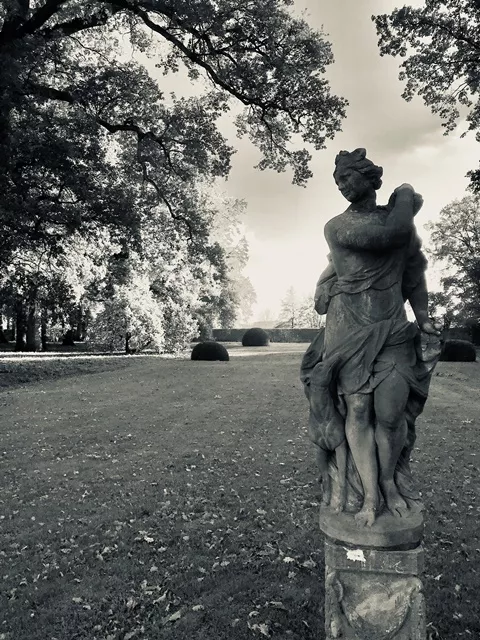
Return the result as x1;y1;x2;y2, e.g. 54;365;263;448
386;187;423;215
394;183;415;193
413;192;423;215
419;320;442;336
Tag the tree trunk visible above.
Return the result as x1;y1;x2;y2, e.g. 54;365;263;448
26;296;41;352
7;314;15;341
15;298;27;351
41;307;48;351
74;305;84;341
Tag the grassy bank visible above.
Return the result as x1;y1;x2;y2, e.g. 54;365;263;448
0;347;478;639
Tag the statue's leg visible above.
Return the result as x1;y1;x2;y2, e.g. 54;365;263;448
374;370;410;516
330;440;347;513
315;445;332;506
344;393;377;526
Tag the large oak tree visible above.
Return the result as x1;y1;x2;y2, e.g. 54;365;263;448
0;0;347;264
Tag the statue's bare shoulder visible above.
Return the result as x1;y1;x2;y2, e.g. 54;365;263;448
324;212;348;243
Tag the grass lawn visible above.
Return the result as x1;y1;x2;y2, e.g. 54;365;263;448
0;344;479;639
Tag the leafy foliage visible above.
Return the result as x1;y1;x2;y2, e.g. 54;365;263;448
88;266;166;353
0;230;115;349
209;196;257;329
278;287;324;329
372;1;480;191
0;0;347;266
426;195;480;327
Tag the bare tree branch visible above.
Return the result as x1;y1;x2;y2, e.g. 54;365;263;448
141;168;194;241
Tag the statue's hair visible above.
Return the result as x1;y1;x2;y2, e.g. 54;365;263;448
333;148;383;190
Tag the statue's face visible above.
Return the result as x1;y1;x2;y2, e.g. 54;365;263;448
335;169;373;203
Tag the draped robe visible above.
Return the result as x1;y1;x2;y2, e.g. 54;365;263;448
300;208;442;508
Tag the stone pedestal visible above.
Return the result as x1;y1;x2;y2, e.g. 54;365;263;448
324;539;425;639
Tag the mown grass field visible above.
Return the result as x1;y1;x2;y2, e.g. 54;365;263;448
0;345;479;639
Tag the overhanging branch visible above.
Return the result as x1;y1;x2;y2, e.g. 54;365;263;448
9;0;69;39
141;169;194;241
105;0;266;110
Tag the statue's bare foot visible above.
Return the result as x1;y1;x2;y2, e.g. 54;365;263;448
382;482;409;517
354;504;376;527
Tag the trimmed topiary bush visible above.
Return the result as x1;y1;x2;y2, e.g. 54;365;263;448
191;341;229;361
242;327;270;347
440;339;476;362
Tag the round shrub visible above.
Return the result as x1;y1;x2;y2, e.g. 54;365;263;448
440;339;476;362
242;327;270;347
191;341;229;361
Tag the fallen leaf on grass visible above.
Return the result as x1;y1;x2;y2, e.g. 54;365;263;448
301;558;317;569
164;609;182;623
248;622;271;637
268;601;288;611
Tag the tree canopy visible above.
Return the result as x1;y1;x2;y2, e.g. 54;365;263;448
373;1;480;192
0;0;347;266
426;194;480;327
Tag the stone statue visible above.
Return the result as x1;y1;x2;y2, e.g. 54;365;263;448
301;148;442;542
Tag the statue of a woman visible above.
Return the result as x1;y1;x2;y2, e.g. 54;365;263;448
301;148;442;529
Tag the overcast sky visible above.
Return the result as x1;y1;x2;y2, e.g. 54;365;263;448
207;0;479;321
144;1;479;321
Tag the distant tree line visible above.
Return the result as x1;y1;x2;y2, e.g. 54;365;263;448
0;193;257;352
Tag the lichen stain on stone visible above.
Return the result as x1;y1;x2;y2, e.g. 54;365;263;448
346;549;366;563
354;590;398;618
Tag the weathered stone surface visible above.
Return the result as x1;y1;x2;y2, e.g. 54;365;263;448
325;539;426;639
320;504;424;549
300;148;443;532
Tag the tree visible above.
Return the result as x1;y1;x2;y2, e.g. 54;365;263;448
0;0;347;267
426;195;480;328
209;196;256;328
277;288;324;328
88;263;165;353
278;286;300;328
372;1;480;192
0;228;117;350
297;294;325;329
428;290;456;330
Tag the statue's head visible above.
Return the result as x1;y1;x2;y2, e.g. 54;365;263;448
333;148;383;203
